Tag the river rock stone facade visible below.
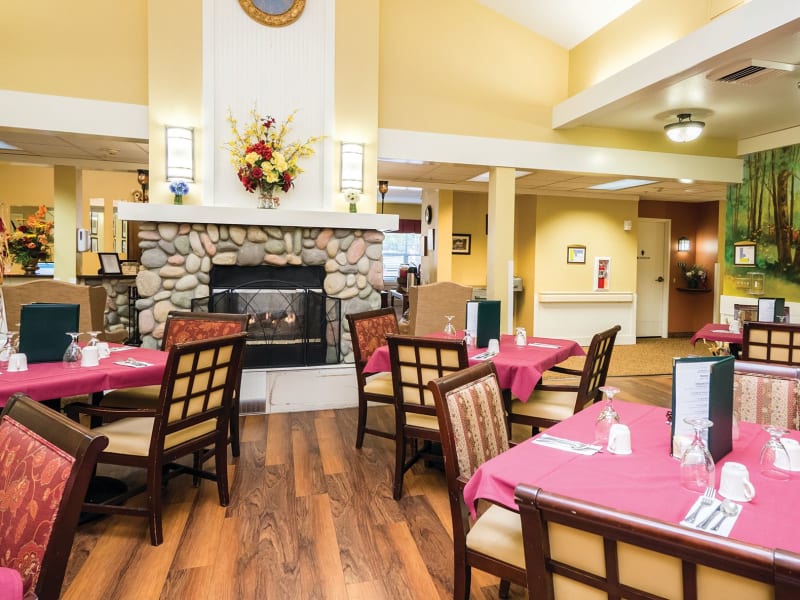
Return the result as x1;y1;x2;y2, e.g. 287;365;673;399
132;221;385;362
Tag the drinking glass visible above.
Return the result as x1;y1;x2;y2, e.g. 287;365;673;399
63;332;83;368
760;425;791;480
443;315;456;336
594;386;621;446
680;417;715;492
86;331;101;347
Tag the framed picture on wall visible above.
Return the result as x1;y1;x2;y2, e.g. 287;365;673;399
452;233;471;255
90;213;98;235
734;241;756;266
98;252;122;275
567;244;586;263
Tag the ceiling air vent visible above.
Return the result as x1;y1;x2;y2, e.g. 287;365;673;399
707;59;798;85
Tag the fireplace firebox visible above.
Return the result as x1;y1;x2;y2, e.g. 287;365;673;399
192;265;341;369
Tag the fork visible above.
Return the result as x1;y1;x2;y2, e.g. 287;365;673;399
684;487;715;524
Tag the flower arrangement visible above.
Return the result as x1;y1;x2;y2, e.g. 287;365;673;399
225;107;321;208
5;206;53;270
169;180;189;205
681;264;708;288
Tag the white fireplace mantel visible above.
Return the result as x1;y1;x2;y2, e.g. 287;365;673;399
117;202;399;231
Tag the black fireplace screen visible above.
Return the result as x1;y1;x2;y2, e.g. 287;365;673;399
191;265;341;369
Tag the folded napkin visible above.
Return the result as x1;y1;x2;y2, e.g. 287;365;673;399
109;346;135;352
114;358;153;368
472;351;498;361
529;342;561;349
680;497;742;537
711;329;732;334
532;434;602;455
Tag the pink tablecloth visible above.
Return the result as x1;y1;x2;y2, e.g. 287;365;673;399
363;333;584;401
0;345;167;406
0;567;22;600
464;400;800;554
691;323;743;346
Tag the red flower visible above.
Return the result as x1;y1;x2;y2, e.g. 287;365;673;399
252;166;263;179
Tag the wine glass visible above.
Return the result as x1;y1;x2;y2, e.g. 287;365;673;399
86;331;101;347
680;417;715;492
760;425;791;480
594;386;621;446
443;315;456;336
63;332;83;368
0;331;18;372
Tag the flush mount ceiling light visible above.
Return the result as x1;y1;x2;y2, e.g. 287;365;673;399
664;113;705;143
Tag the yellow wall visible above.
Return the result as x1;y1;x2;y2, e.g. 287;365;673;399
0;164;53;206
514;196;537;332
0;1;148;104
452;192;488;287
535;196;639;293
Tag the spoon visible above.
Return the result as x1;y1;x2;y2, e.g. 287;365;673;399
698;499;728;529
710;499;739;532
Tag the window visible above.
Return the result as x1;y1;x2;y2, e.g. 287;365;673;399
383;232;422;280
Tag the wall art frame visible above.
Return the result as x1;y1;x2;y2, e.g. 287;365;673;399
734;241;756;266
567;244;586;264
238;0;306;27
452;233;471;255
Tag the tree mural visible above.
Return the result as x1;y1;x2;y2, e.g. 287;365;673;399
726;143;800;290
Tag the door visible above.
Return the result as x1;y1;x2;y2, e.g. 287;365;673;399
636;219;669;337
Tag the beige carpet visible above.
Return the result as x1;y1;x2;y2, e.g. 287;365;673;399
552;336;713;378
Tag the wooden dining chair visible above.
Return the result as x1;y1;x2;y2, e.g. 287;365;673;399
428;362;526;599
507;324;620;432
100;310;249;456
346;307;399;448
515;483;800;599
399;281;473;335
741;321;800;365
386;334;469;500
68;332;247;545
0;393;108;600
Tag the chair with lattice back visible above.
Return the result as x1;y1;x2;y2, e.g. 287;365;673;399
346;308;398;448
0;394;108;600
428;361;526;599
100;310;249;455
387;334;469;500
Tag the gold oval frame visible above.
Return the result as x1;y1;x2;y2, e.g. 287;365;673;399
238;0;306;28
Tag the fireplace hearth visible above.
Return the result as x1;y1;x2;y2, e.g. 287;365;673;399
193;265;341;368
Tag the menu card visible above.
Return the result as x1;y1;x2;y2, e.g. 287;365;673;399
19;303;80;363
671;355;734;462
757;297;785;322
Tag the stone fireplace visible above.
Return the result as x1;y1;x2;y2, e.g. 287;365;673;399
119;203;398;413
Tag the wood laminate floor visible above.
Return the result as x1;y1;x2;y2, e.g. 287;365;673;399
60;375;672;600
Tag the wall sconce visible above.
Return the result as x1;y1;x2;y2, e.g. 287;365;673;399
623;220;632;231
677;236;691;252
165;126;194;182
340;142;364;192
378;180;389;214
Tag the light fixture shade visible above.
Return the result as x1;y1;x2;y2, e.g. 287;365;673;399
340;142;364;192
664;113;705;143
166;126;194;181
677;236;691;252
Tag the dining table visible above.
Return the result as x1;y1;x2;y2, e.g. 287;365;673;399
690;323;743;346
463;399;800;554
0;344;167;406
363;332;585;401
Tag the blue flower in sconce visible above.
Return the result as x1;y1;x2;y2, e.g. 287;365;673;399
169;181;190;205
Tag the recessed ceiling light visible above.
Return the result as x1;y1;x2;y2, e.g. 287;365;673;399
0;140;20;150
589;178;659;191
468;170;530;182
678;178;694;184
379;158;426;165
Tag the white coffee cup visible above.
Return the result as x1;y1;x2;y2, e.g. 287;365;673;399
607;423;632;454
776;438;800;471
81;346;100;367
96;341;111;359
7;353;27;372
719;461;756;502
487;338;500;354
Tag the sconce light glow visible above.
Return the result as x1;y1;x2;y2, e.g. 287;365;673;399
166;126;194;181
677;236;691;252
340;142;364;192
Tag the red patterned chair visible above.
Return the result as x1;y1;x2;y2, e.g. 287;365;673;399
100;311;249;455
734;360;800;430
346;308;399;448
0;394;108;600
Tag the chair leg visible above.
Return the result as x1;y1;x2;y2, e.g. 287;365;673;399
355;396;368;449
454;555;470;600
192;451;202;487
147;463;164;546
215;437;230;506
393;430;407;500
498;578;510;598
230;395;241;457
